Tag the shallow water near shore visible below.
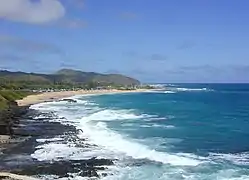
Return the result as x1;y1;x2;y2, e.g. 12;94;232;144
26;84;249;179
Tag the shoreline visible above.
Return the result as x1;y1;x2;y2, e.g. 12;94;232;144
0;172;40;180
16;89;150;107
0;99;115;179
1;88;154;179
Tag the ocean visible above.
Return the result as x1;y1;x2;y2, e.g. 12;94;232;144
30;84;249;180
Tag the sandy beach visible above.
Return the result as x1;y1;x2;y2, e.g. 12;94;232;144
0;172;40;180
16;89;149;107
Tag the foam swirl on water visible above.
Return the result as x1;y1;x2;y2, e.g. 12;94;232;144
79;109;202;166
30;94;249;180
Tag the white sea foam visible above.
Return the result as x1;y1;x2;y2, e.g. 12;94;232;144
33;114;49;120
39;174;90;180
74;99;96;106
36;137;63;143
152;124;176;129
78;110;202;166
165;84;178;87
149;84;166;88
174;87;213;92
147;87;213;94
30;96;249;180
139;124;175;129
209;152;249;165
80;109;152;122
100;164;249;180
31;141;118;161
164;91;176;94
140;124;151;128
32;101;201;166
145;90;175;94
30;102;67;112
144;117;171;122
213;169;249;180
31;143;80;161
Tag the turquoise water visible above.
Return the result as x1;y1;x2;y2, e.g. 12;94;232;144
31;84;249;179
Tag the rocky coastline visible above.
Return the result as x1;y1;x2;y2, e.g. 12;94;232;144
0;100;29;140
0;100;115;179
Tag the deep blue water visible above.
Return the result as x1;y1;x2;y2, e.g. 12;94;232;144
90;84;249;154
32;84;249;179
79;84;249;179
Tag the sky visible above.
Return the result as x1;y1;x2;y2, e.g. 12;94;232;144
0;0;249;83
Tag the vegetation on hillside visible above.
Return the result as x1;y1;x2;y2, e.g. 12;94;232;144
0;69;140;91
0;90;31;136
0;68;140;113
0;91;30;110
0;69;141;135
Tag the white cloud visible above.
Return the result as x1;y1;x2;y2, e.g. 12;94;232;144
0;0;65;24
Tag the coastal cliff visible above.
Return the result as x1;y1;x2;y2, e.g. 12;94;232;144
0;91;29;138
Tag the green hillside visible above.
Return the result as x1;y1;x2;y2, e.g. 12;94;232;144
0;69;140;90
0;91;30;110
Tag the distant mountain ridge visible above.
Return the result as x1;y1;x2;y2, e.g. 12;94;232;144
0;69;140;86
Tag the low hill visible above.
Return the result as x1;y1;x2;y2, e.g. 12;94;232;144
0;69;140;88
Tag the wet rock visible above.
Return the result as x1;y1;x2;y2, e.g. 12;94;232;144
11;159;113;178
59;99;77;103
79;169;99;178
86;157;114;166
0;102;29;136
102;173;108;177
1;108;114;179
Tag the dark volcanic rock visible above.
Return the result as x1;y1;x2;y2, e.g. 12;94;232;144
59;99;77;103
11;159;113;178
0;101;29;136
79;169;99;178
0;107;115;179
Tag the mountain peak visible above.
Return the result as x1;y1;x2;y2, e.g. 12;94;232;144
55;69;82;75
0;69;140;86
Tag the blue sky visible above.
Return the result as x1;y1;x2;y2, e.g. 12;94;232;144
0;0;249;83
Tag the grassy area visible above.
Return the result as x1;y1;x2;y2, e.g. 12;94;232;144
0;91;31;110
0;95;8;110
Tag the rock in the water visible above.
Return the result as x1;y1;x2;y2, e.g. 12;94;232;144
79;169;99;178
59;99;77;103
